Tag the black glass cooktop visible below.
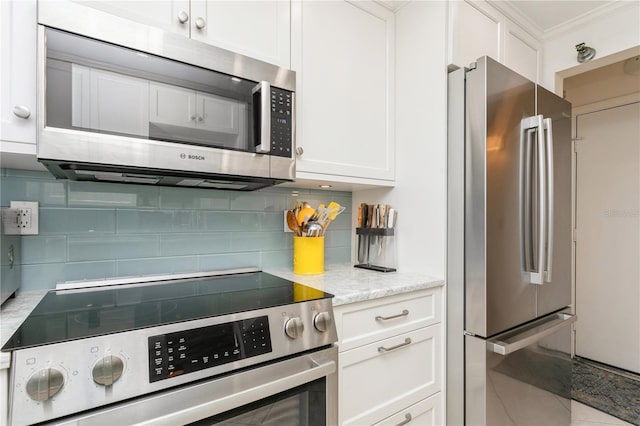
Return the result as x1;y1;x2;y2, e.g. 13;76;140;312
2;272;332;351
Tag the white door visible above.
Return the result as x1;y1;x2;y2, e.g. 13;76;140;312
71;0;190;37
575;101;640;373
190;0;290;68
0;0;37;145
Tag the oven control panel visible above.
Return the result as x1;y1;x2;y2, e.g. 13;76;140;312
148;316;272;382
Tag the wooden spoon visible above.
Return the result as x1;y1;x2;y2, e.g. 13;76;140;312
286;210;301;236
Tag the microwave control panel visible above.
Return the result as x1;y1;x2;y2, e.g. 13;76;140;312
270;87;293;158
148;316;272;382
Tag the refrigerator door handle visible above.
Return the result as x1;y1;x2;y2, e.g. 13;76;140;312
487;313;576;355
520;115;547;285
544;117;554;283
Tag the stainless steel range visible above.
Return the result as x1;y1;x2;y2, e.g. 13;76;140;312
2;268;338;425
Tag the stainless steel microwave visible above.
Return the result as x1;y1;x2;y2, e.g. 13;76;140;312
36;2;295;191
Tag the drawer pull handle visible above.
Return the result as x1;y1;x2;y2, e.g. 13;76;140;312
396;413;412;426
378;337;412;353
376;309;409;321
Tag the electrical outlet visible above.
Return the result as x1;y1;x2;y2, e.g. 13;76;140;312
7;201;39;235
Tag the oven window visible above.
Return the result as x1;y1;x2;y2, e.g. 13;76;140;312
186;378;327;426
44;28;259;153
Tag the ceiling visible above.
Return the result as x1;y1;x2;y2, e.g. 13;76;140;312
492;0;617;35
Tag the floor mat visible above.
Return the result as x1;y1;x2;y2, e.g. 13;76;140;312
572;357;640;425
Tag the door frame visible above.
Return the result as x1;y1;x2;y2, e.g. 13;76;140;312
570;92;640;357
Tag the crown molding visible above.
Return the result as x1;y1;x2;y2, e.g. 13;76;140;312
489;0;632;42
542;1;633;40
486;0;545;40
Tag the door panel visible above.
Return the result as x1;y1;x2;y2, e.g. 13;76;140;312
575;101;640;373
465;57;536;337
536;86;572;316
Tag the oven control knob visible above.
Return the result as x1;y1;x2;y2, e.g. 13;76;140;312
26;368;64;402
313;311;333;332
92;355;124;387
284;317;304;339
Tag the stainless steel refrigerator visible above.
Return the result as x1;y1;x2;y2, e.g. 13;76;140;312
447;56;576;425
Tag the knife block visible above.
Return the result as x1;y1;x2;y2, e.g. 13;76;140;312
354;228;396;272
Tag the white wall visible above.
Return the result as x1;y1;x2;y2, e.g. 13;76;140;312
541;1;640;91
352;0;448;277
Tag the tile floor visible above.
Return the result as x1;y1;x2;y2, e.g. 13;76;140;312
572;401;634;426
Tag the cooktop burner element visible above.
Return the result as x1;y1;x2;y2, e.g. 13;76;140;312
3;269;337;425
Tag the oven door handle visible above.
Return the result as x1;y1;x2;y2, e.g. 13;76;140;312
50;347;338;426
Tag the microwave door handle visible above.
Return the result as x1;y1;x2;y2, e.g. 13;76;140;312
544;117;554;283
253;81;271;154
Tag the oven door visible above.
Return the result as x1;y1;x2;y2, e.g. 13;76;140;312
49;346;337;426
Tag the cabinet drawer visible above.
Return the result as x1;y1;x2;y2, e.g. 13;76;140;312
336;288;441;351
373;392;442;426
340;325;442;426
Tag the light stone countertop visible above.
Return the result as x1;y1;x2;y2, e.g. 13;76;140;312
265;263;444;306
0;264;444;370
1;290;48;369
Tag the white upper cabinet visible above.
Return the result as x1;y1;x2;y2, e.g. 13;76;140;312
448;0;541;82
448;0;501;70
504;22;540;83
71;1;191;37
292;0;395;184
73;0;290;68
0;0;37;147
190;1;291;68
149;82;198;128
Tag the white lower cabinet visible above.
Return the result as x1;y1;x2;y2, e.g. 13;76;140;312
335;287;443;425
374;393;442;426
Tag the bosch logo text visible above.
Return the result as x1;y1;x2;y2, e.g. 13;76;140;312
180;153;205;161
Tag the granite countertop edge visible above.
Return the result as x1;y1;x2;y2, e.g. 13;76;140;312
0;264;445;370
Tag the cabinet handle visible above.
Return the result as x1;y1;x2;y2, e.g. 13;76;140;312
375;309;409;321
177;10;189;24
12;105;31;119
295;146;304;156
190;115;197;121
195;17;207;29
197;116;203;122
378;337;411;353
396;413;412;426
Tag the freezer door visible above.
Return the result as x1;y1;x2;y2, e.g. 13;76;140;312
465;57;537;337
466;311;575;426
536;86;572;316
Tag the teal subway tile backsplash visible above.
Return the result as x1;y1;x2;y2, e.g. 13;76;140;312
0;176;67;206
197;252;260;271
1;168;352;290
68;181;160;208
117;210;196;233
160;233;232;256
159;186;230;210
68;235;159;261
40;208;117;234
21;236;67;264
117;256;198;277
21;261;118;291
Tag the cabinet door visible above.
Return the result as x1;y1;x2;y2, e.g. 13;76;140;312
0;0;37;146
504;22;540;83
71;0;190;37
339;325;441;425
190;0;290;68
448;0;501;68
149;82;197;129
89;69;150;137
373;393;442;426
292;0;395;182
